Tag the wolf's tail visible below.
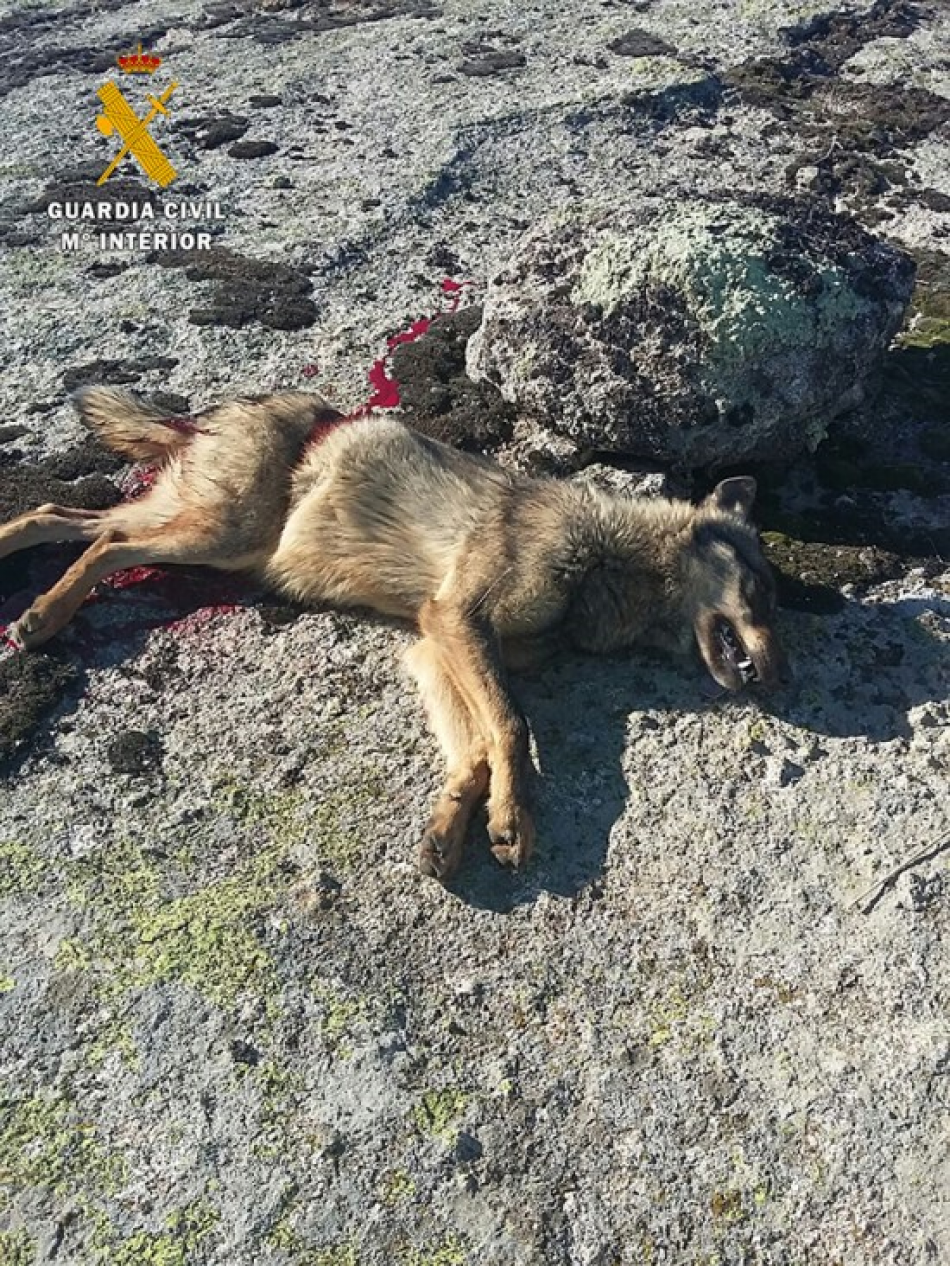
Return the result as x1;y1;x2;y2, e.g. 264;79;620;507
74;386;194;463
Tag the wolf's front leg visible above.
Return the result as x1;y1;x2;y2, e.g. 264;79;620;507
404;638;490;880
418;598;535;871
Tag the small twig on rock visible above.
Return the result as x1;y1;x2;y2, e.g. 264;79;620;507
852;828;950;914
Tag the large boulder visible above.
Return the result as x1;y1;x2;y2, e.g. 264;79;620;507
467;196;916;468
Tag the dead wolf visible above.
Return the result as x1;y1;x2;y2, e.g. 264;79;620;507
0;389;789;879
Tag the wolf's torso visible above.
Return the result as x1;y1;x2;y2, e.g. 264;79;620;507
267;416;687;653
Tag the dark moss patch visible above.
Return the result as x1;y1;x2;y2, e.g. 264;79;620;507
752;465;950;560
459;48;527;76
0;460;120;526
229;140;279;159
25;164;157;219
44;436;126;483
0;426;27;445
149;391;192;416
782;0;920;61
0;440;123;603
815;430;950;496
257;603;304;631
723;1;948;214
608;29;676;57
0;13;168;98
389;305;515;453
62;356;179;395
916;188;950;213
881;345;950;445
151;247;317;331
139;641;181;694
106;729;163;775
0;651;79;767
172;114;250;150
199;0;441;43
87;261;130;281
762;533;906;614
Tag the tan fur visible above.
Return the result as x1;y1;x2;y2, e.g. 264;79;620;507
0;389;788;880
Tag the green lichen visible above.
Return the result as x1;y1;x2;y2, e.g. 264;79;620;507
251;1059;306;1161
0;974;14;994
312;982;368;1058
309;1249;359;1266
86;1017;139;1071
55;827;296;1036
95;1201;219;1266
0;1227;36;1266
400;1236;466;1266
412;1090;468;1144
574;204;865;356
0;841;44;899
380;1169;416;1206
310;781;384;871
0;1093;219;1262
898;316;950;349
647;985;689;1047
265;1218;359;1266
213;779;310;847
898;250;950;348
0;1089;125;1206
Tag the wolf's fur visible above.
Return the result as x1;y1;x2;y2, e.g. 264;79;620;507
0;389;788;879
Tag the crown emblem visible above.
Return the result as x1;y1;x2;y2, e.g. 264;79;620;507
117;43;162;74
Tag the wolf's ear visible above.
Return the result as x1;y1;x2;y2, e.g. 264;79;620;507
707;476;756;518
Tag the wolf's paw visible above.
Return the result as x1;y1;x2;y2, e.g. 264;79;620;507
488;804;535;870
8;607;50;651
418;827;463;883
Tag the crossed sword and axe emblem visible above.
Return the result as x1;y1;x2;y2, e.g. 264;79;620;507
95;79;179;188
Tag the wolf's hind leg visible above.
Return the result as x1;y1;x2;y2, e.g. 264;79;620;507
0;504;107;560
8;516;245;650
405;637;490;882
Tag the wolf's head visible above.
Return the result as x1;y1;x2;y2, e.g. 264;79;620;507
682;478;790;692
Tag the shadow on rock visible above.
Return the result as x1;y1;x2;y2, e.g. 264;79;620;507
451;585;948;911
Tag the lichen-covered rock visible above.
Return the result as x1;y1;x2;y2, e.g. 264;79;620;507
467;197;916;467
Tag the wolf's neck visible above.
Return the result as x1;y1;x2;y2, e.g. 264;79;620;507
576;484;693;572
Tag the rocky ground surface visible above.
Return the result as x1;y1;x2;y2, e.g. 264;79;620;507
0;0;948;1263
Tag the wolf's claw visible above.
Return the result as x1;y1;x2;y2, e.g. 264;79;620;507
488;807;535;869
418;829;463;882
8;609;47;651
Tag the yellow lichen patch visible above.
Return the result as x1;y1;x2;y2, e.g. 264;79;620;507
0;973;14;994
400;1236;466;1266
312;981;369;1058
647;985;690;1047
412;1090;468;1144
55;830;296;1041
379;1169;416;1206
0;1089;125;1207
94;1202;219;1266
0;841;44;899
265;1221;359;1266
0;1227;36;1266
309;779;385;871
310;1249;360;1266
